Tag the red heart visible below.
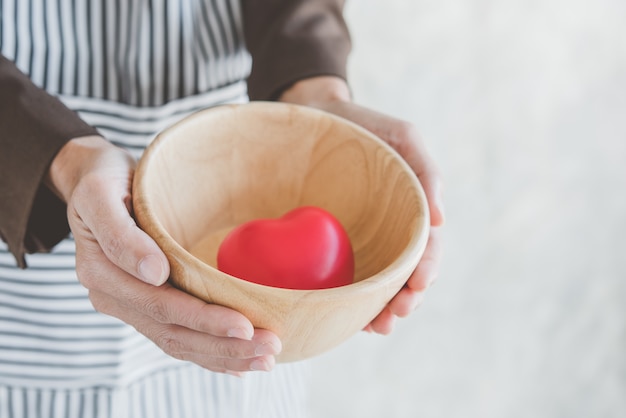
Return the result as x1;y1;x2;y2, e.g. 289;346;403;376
217;206;354;289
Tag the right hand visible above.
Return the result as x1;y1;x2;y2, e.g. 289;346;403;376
48;135;281;375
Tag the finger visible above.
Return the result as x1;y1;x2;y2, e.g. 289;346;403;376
183;351;276;373
88;271;257;340
407;226;443;291
367;307;397;335
176;330;280;372
186;353;277;373
387;288;426;318
369;227;442;330
71;175;169;286
424;181;445;228
418;168;445;228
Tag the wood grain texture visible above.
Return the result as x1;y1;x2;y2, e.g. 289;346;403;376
133;102;430;362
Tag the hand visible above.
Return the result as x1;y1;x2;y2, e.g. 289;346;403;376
47;136;281;375
280;77;445;334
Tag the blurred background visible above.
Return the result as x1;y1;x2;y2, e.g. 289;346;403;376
307;0;626;417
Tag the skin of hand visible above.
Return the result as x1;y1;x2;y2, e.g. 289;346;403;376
46;136;281;376
280;76;445;335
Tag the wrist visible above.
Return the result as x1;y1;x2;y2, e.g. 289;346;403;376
279;76;351;107
46;135;116;203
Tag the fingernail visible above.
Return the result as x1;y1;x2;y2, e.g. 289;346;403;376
255;342;280;356
250;358;272;372
225;370;245;378
227;327;253;340
138;255;167;285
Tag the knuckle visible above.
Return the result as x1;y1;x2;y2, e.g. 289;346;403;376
174;303;205;331
144;297;170;323
124;289;171;324
207;357;231;373
101;231;127;262
76;272;107;294
156;331;186;359
74;251;103;290
215;340;246;359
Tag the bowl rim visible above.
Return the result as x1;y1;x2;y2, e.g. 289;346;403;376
133;101;430;296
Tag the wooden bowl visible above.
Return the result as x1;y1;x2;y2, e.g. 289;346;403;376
133;102;430;362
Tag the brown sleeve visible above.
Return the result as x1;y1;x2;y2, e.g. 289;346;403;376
241;0;352;101
0;55;99;267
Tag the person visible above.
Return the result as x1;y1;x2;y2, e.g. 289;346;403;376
0;0;444;416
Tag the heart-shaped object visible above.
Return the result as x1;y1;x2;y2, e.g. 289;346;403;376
217;206;354;289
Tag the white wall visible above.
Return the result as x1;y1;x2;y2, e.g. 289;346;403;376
308;1;626;417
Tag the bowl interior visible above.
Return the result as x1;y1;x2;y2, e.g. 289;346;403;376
138;103;427;284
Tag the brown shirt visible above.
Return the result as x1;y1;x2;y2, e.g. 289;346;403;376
0;0;351;267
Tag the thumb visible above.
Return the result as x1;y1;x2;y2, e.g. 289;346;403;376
70;177;170;286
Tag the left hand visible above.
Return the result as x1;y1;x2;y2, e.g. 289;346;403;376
280;76;445;335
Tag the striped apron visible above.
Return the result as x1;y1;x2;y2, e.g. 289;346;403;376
0;1;310;417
